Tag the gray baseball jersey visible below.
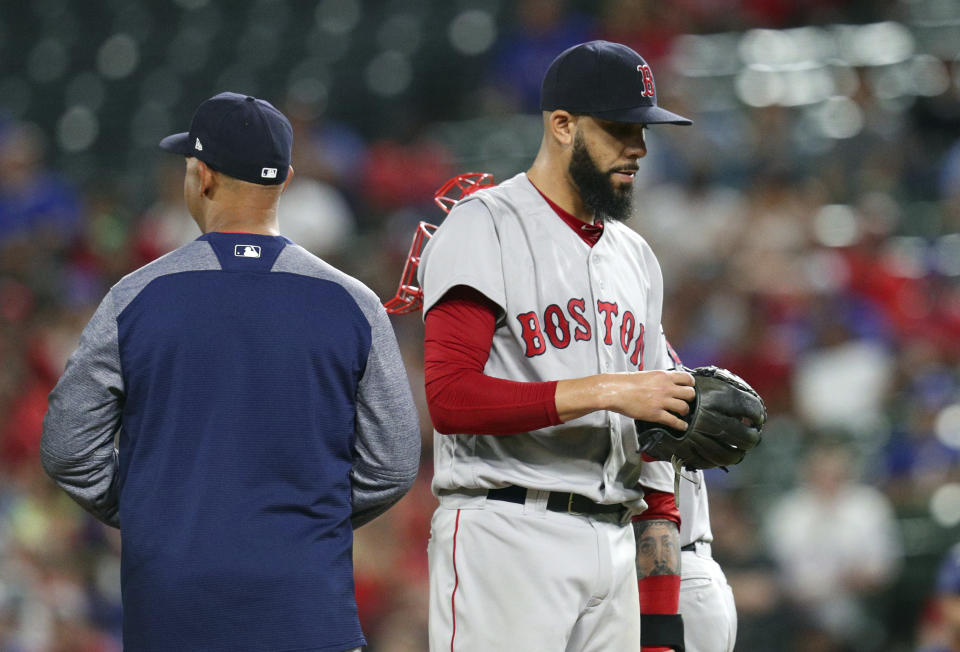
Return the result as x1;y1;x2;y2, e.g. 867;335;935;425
418;172;675;511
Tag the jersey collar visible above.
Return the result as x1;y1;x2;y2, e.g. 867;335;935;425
528;181;604;248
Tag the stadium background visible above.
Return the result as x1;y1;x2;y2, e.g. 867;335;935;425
2;0;960;650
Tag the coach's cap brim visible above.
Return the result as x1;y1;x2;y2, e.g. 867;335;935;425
587;104;693;126
158;132;194;155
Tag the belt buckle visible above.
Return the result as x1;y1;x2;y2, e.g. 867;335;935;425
566;493;585;516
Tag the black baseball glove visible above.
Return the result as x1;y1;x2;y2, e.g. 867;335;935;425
636;366;766;470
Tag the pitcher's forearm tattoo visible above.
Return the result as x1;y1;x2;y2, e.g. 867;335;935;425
633;518;680;578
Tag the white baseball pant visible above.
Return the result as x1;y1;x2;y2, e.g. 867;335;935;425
427;495;641;652
679;544;737;652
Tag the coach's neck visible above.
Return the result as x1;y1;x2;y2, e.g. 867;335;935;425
186;157;293;235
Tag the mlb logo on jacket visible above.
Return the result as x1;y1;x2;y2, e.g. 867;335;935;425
234;244;262;258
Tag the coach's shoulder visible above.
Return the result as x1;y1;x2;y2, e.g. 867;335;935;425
271;242;383;314
110;239;221;313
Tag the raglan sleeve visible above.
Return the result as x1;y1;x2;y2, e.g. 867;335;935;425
41;290;125;528
350;296;421;528
418;198;506;316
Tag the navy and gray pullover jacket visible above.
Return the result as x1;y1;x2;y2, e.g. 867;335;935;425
41;232;421;652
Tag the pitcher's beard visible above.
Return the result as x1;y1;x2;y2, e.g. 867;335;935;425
568;131;634;222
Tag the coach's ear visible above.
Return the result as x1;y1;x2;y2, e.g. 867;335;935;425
280;165;294;193
195;159;218;199
546;110;576;147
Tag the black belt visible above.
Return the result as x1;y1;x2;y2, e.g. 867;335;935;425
487;485;624;517
682;540;709;552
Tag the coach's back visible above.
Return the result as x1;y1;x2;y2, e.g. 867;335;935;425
41;93;420;652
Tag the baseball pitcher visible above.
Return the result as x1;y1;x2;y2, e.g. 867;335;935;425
412;41;764;652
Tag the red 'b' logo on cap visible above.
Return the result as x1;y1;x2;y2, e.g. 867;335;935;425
637;65;655;97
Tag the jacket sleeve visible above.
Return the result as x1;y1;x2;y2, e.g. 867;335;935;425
350;302;421;528
41;291;124;527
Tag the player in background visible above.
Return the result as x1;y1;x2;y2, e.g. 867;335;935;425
647;338;737;652
417;41;695;652
676;444;738;652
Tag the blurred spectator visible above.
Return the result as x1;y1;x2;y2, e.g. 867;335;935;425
917;544;960;652
0;331;63;466
792;317;894;434
0;464;120;651
361;132;453;215
277;175;356;257
134;160;199;258
881;338;960;500
277;105;358;257
0;124;81;246
765;441;904;648
284;96;370;204
487;0;593;112
632;173;747;285
594;0;684;67
353;470;433;652
710;491;793;652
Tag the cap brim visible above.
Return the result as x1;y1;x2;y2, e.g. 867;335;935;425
589;105;692;126
158;132;193;155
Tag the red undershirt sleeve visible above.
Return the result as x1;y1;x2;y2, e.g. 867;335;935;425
424;286;561;435
632;488;681;526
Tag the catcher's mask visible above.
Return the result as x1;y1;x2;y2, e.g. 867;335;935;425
383;172;494;315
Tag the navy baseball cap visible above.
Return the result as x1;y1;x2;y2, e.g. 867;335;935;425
540;40;692;126
159;92;293;185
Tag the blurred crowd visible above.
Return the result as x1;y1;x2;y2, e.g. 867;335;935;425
3;0;960;651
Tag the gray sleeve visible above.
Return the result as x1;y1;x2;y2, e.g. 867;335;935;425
351;301;421;528
417;198;506;317
41;291;124;527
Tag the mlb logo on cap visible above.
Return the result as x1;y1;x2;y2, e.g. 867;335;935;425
158;92;293;186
